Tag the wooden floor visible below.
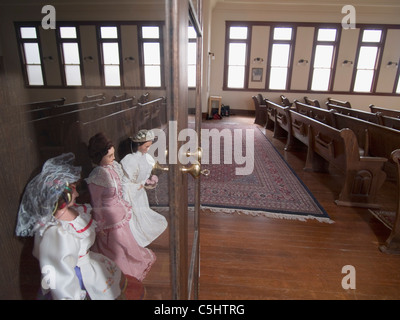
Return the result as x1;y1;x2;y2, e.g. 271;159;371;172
19;115;400;300
143;115;400;300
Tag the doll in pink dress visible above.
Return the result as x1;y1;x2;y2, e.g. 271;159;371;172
86;133;155;281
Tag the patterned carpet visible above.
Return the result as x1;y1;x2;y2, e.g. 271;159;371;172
148;122;332;223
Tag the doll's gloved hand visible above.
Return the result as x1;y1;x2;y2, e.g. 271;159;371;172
145;175;158;185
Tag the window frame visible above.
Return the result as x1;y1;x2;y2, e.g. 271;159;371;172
97;24;123;87
308;26;340;92
15;23;46;87
188;25;197;89
15;20;167;90
57;24;84;87
138;22;165;89
267;24;296;91
223;21;252;90
351;27;386;93
221;21;400;96
394;57;400;94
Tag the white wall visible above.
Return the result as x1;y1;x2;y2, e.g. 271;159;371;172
205;1;400;112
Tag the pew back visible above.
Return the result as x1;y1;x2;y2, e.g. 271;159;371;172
333;112;400;161
304;96;320;108
28;98;135;162
327;98;351;108
26;98;105;121
326;103;380;124
294;100;336;127
328;103;400;130
22;97;66;110
370;104;400;119
289;110;387;207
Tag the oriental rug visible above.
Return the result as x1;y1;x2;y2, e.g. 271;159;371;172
148;122;332;223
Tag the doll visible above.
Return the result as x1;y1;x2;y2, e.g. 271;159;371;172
15;153;125;300
86;133;155;281
119;129;167;247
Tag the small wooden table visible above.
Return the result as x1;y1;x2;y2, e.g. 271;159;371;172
208;96;222;118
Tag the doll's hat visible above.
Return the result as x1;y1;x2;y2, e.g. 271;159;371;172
131;129;155;143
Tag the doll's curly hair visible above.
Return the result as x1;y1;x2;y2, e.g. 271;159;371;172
88;132;114;165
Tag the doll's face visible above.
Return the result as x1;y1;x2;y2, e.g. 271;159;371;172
138;141;152;154
100;146;115;166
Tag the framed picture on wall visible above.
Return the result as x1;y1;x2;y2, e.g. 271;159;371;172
251;68;263;82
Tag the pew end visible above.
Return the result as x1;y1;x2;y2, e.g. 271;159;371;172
379;149;400;254
290;111;388;208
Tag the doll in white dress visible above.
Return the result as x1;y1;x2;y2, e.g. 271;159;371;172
120;130;168;247
15;153;125;300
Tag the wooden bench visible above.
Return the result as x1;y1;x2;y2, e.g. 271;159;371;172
252;95;268;127
27;98;136;162
135;97;165;130
265;100;294;149
333;113;400;180
379;149;400;254
294;100;337;127
26;98;105;121
370;104;400;119
295;101;400;164
289;111;387;208
304;96;320;108
327;103;400;130
149;97;167;129
22;97;66;110
379;114;400;131
82;93;106;102
327;97;351;108
66;106;140;176
326;103;380;124
280;95;293;107
138;92;150;103
111;93;131;102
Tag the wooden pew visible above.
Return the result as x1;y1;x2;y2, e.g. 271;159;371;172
26;97;105;121
82;93;106;102
289;110;388;208
326;103;380;124
149;97;167;129
134;97;165;130
265;100;294;149
379;114;400;131
304;96;320;108
294;102;399;177
379;149;400;254
328;103;400;130
256;94;274;130
252;95;268;127
138;92;150;103
66;106;140;177
327;97;351;108
22;97;66;110
280;95;293;107
94;98;133;118
111;93;136;103
333;113;400;180
27;98;135;162
370;104;400;119
294;100;337;127
256;94;266;106
158;97;168;126
265;99;276;131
